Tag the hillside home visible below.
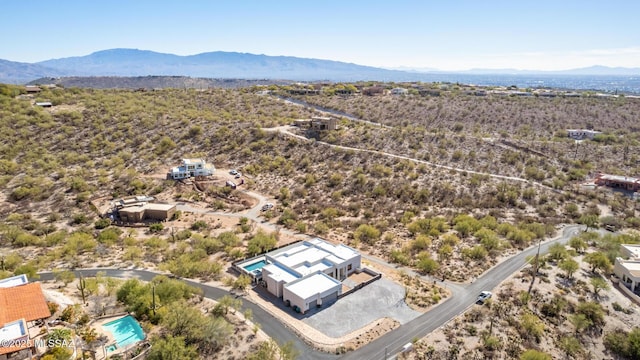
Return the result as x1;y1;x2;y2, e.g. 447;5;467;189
391;87;408;96
615;245;640;302
118;203;176;222
310;117;338;131
24;86;41;93
567;129;602;140
239;238;361;314
594;173;640;192
288;88;320;95
35;102;52;107
363;86;385;96
111;195;176;222
0;275;51;359
167;158;215;180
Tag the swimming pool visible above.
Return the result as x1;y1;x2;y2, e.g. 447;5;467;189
102;315;145;352
244;259;267;272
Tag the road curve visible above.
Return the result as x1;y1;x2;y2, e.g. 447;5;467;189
341;224;584;359
37;269;337;360
36;225;584;360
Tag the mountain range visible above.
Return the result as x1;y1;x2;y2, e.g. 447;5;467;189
1;48;639;88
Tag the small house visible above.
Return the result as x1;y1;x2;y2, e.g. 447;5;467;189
567;129;602;140
390;87;408;96
363;86;385;96
594;173;640;192
24;86;41;93
118;203;176;222
310;117;337;131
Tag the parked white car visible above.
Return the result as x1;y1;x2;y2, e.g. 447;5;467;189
261;203;274;212
229;169;238;175
476;291;492;304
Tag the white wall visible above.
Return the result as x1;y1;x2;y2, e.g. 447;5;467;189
283;283;340;314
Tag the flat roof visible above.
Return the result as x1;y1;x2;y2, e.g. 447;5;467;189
262;263;298;283
182;158;206;164
285;272;341;299
619;259;640;278
308;238;359;261
567;129;601;133
599;174;640;183
119;203;175;213
270;238;359;270
0;274;28;288
143;203;175;211
623;245;640;259
277;246;327;269
294;259;332;277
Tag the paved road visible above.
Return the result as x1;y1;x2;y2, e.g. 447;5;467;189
341;225;584;360
37;225;584;360
38;269;335;360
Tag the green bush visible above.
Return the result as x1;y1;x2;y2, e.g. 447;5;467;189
190;220;208;231
94;218;111;229
149;223;164;233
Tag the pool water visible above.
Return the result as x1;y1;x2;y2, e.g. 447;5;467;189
244;259;267;272
103;315;145;351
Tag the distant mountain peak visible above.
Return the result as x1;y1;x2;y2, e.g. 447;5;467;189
1;49;639;92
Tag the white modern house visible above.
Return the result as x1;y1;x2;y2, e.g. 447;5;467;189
567;129;602;140
391;87;408;96
241;238;361;314
167;158;215;179
614;244;640;301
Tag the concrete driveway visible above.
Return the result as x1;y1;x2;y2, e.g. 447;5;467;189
302;278;420;338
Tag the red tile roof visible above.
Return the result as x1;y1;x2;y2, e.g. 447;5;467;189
0;283;51;324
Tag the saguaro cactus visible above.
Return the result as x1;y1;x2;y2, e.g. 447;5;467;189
77;274;87;305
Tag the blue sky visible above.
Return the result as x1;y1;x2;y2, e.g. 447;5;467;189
2;0;638;70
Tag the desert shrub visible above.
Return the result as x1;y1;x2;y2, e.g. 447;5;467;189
354;224;380;245
190;220;208;231
97;227;122;246
520;349;551;360
63;232;97;255
411;234;432;251
149;223;164;233
71;213;90;225
94;218;111;229
389;249;411;266
462;245;488;260
416;252;440;274
519;312;545;342
246;230;277;257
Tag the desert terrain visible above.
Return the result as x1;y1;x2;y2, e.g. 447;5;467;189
1;82;639;359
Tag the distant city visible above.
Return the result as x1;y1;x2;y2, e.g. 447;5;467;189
408;73;640;95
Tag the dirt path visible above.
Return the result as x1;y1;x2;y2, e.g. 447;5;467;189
265;126;560;192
